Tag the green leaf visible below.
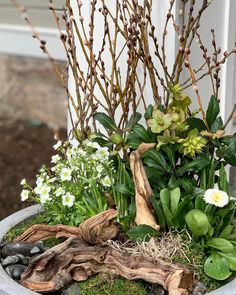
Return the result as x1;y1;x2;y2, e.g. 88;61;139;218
218;251;236;271
151;196;166;228
206;95;220;128
207;238;234;253
218;162;229;193
170;187;181;215
207;158;215;189
204;252;231;280
172;196;193;228
114;184;134;196
144;105;154;120
94;112;118;132
125;113;142;131
177;156;210;176
143;149;167;170
211;117;223;133
125;133;142;149
162;145;175;166
187;117;207;132
219;225;234;239
133;124;152;142
160;188;173;227
126;224;160;241
185;209;210;240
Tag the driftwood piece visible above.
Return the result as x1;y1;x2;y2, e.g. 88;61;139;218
21;237;194;295
130;143;160;230
15;209;119;245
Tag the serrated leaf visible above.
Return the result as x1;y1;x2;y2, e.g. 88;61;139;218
127;224;160;241
218;162;229;193
143;149;167;170
151;196;166;228
144;105;154;120
125;133;142;149
177;156;210;176
94;112;118;132
133;124;152;142
206;95;220;128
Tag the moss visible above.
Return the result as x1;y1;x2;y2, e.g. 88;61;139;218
79;273;147;295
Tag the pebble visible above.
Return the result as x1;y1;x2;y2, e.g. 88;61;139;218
62;283;81;295
1;242;44;258
4;264;27;280
146;284;166;295
191;282;207;295
2;254;28;266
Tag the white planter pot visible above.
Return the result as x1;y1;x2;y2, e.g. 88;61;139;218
0;205;236;295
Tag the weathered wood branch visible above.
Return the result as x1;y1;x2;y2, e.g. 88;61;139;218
21;237;194;295
15;209;119;245
130;143;160;230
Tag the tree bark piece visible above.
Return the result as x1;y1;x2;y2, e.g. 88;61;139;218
130;143;160;230
15;209;119;245
21;237;194;295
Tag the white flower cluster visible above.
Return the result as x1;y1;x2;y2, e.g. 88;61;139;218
20;139;114;210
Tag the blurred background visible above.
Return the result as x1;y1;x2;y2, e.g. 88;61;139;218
0;0;67;219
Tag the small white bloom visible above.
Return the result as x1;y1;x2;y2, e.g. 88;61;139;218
60;167;72;181
96;164;104;173
49;177;57;183
51;166;56;172
62;192;75;207
53;141;62;150
77;148;87;156
86;141;101;149
55;187;65;197
101;175;112;187
35;184;51;198
40;194;52;204
36;177;44;186
94;147;109;159
20;179;26;185
66;147;76;159
204;189;229;207
51;154;61;163
21;189;29;201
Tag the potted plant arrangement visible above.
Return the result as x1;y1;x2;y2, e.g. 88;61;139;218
1;0;236;294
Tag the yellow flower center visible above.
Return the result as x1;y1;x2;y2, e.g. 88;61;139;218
211;192;223;204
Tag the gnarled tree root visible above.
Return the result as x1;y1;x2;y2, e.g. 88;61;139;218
21;237;194;295
15;209;119;245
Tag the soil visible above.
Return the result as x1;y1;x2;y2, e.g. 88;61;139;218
0;120;66;220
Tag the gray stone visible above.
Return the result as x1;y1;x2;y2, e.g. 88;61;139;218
2;243;34;258
62;283;81;295
30;246;41;255
191;282;207;295
1;254;28;267
4;264;27;280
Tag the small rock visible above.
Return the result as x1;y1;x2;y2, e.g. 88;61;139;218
191;282;207;295
30;246;41;255
62;283;81;295
2;255;20;266
146;284;166;295
2;242;36;257
2;254;28;266
4;264;27;280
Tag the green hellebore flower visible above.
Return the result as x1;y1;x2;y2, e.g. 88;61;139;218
169;83;189;101
156;130;179;150
178;129;207;158
147;108;172;134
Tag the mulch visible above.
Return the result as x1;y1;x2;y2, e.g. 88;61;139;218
0;120;66;220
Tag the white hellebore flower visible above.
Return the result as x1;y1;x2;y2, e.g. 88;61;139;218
53;140;62;150
51;154;61;163
101;175;112;187
55;187;65;197
21;189;29;201
20;178;26;185
62;192;75;207
204;189;229;208
94;147;109;159
96;164;104;173
60;167;72;181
